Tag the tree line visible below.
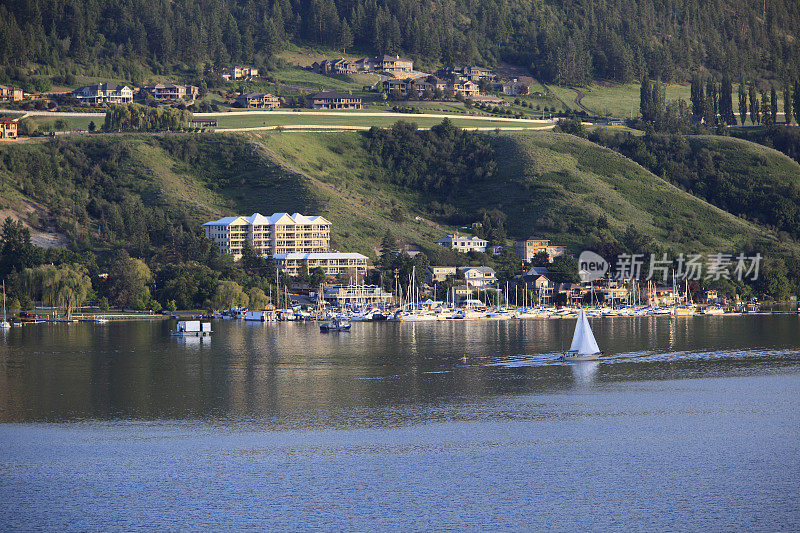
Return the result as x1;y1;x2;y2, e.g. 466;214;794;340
2;0;800;87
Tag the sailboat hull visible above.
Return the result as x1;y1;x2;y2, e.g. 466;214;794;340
561;351;603;362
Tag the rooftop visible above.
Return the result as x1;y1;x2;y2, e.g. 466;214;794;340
203;212;331;226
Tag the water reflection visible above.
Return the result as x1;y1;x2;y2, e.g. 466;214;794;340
0;316;798;423
570;360;599;385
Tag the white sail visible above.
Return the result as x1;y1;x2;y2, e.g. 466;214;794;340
569;309;600;355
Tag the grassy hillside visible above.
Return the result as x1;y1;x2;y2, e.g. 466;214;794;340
0;129;796;264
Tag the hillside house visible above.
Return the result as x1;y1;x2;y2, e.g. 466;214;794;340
373;55;413;74
234;92;279;109
220;66;258;81
425;266;458;284
458;266;496;287
433;234;487;253
72;83;133;105
492;80;529;95
436;66;493;82
0;85;23;102
0;117;18;139
141;84;199;102
307;91;362;110
312;58;357;75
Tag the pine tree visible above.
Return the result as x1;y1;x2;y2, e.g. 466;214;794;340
738;81;747;125
784;83;793;125
704;80;717;125
338;20;353;53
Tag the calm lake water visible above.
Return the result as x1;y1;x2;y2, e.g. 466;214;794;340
1;316;799;530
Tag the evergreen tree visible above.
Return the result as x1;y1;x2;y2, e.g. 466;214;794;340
338;20;353;53
738;81;747;125
784;83;793;125
651;80;666;124
704;80;717;125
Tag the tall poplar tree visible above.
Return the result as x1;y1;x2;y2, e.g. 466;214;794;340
794;79;800;125
784;83;793;125
639;76;652;121
738;81;747;125
770;86;778;124
690;74;705;117
762;91;772;126
720;73;734;124
749;84;760;124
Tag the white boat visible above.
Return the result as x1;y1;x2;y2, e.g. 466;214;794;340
1;281;10;329
172;320;212;337
320;316;351;332
561;309;603;361
702;305;725;315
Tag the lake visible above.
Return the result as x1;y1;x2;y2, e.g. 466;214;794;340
1;316;799;530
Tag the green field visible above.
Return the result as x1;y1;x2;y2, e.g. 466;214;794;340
30;115;99;131
213;112;552;130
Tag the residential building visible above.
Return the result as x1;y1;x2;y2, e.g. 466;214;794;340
437;66;493;82
0;117;18;139
644;285;687;306
72;83;133;105
554;283;586;306
450;80;480;97
458;266;496;287
433;234;488;253
426;266;457;284
0;85;23;102
373;55;413;74
409;75;448;95
275;252;369;277
141;84;199;102
492;79;529;95
203;212;331;260
312;58;357;75
220;66;258;81
234;92;279;109
324;284;392;306
513;273;553;303
307;91;362;110
516;237;551;262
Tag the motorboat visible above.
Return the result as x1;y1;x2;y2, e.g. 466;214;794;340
320;316;351;332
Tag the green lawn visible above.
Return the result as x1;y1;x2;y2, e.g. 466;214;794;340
214;113;552;130
30;115;98;131
271;67;379;94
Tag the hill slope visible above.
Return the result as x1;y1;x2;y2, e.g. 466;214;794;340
0;130;796;263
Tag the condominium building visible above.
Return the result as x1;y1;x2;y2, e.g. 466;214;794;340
203;212;331;260
515;237;551;262
274;252;369;277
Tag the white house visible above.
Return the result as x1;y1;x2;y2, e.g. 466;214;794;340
72;83;133;105
458;266;496;287
433;234;487;253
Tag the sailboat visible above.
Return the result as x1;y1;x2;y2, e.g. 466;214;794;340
561;308;602;361
1;280;11;329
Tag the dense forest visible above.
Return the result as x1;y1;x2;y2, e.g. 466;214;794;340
2;0;799;85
